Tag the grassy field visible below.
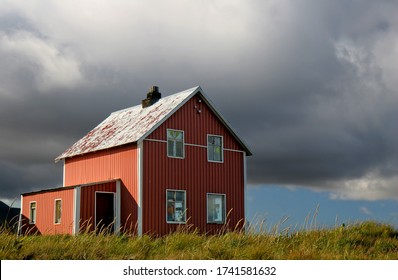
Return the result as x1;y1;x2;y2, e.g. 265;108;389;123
1;221;397;260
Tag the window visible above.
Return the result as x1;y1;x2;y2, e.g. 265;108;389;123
54;199;62;224
208;135;223;162
166;190;186;223
207;194;226;224
29;202;36;224
167;129;184;158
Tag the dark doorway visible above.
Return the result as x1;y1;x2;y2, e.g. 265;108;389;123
95;192;115;233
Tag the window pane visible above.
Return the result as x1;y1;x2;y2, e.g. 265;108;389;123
167;191;175;201
175;200;185;222
167;199;175;222
30;202;36;224
31;210;36;223
176;191;184;201
208;136;222;162
214;146;221;161
208;136;214;145
175;131;183;140
168;140;175;156
176;141;183;157
55;200;61;224
208;195;225;223
167;190;186;223
167;130;184;158
168;130;183;140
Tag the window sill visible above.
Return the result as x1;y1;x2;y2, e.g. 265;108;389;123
208;160;224;164
167;155;185;160
166;221;187;224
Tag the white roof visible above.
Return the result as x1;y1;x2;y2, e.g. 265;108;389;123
55;86;252;161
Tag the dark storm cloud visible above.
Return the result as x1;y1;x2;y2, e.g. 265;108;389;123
0;160;62;199
0;0;397;202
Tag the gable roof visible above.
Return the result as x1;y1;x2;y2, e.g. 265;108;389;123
55;86;252;162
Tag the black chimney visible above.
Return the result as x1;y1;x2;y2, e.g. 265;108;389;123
142;86;161;108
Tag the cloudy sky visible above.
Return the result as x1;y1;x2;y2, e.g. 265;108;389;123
1;0;397;227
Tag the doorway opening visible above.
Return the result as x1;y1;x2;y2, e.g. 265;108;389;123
95;192;115;233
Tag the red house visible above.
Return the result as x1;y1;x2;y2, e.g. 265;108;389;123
19;86;252;236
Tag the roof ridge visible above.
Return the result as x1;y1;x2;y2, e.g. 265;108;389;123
55;85;252;161
110;86;201;115
55;86;200;161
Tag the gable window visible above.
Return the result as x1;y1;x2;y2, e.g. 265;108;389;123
166;190;186;223
54;199;62;224
29;202;36;224
208;135;223;162
167;129;184;158
207;194;226;224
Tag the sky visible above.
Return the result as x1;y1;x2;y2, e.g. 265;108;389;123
0;0;397;229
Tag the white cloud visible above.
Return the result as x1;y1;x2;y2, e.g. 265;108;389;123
2;0;253;69
329;171;398;201
0;31;83;93
360;206;373;216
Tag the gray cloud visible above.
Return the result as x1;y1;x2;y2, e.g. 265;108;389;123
0;0;397;202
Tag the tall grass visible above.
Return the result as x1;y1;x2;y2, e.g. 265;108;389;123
1;220;397;260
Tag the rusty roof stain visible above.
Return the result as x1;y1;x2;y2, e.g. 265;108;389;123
55;86;200;161
55;86;253;161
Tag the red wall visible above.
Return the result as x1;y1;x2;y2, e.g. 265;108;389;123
21;188;75;235
79;181;116;232
143;93;245;235
64;143;138;233
61;92;247;236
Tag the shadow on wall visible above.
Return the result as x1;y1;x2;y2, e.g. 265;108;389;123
18;214;41;235
0;201;20;233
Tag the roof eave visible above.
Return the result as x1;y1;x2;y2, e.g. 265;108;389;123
54;85;253;161
138;86;253;156
196;91;253;156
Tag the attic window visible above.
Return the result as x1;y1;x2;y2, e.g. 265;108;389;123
208;135;223;162
167;129;184;158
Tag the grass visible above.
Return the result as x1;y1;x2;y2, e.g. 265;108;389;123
1;221;397;259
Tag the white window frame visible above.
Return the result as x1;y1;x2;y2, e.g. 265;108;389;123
207;193;226;224
167;129;185;159
207;134;224;163
54;199;62;224
166;189;187;224
29;201;37;224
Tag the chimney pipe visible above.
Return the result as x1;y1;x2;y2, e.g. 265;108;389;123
142;86;161;108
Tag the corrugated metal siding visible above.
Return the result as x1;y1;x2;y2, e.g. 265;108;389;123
143;94;245;235
21;189;75;235
64;143;138;233
79;181;116;232
148;93;241;150
56;87;199;160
